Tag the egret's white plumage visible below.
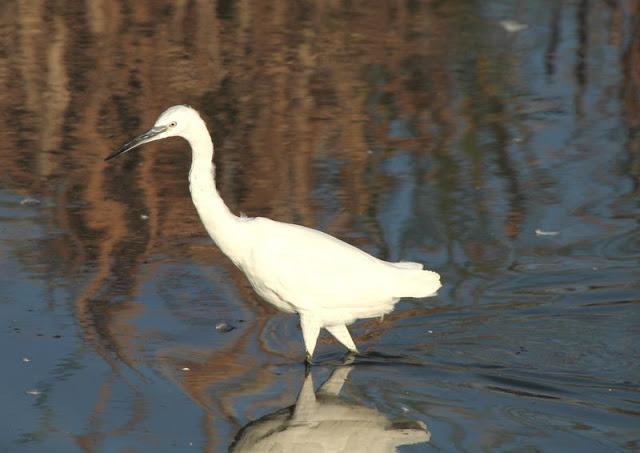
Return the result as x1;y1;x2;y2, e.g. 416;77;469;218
107;105;441;361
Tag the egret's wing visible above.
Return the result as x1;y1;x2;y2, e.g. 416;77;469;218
248;218;396;310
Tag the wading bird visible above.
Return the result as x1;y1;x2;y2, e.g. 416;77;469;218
106;105;441;363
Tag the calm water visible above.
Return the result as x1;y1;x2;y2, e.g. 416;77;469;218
1;1;639;451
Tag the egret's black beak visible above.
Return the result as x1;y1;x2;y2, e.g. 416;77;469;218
105;125;168;161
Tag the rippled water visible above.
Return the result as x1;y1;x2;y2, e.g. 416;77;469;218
1;1;639;451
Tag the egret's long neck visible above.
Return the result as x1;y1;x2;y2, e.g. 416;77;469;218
186;123;244;264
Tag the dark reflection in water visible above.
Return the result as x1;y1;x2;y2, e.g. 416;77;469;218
1;0;639;451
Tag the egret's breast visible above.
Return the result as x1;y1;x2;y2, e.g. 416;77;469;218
241;262;297;314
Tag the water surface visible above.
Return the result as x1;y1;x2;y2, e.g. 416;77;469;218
1;1;639;451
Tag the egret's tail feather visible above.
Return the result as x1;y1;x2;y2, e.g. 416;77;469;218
394;268;441;298
390;261;424;270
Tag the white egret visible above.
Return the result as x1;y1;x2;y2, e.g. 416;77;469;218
106;105;441;363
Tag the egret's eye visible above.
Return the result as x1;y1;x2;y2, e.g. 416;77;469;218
169;121;177;128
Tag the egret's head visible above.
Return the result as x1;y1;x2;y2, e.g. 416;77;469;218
106;104;202;161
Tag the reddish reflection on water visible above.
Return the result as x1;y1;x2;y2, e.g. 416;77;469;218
1;1;639;451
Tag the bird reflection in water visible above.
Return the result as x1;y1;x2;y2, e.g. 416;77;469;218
230;363;431;452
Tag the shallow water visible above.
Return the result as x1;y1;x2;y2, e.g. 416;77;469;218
1;1;639;451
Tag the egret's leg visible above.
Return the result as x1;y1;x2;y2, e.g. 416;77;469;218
300;313;320;363
326;324;358;353
293;372;316;420
318;365;353;396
